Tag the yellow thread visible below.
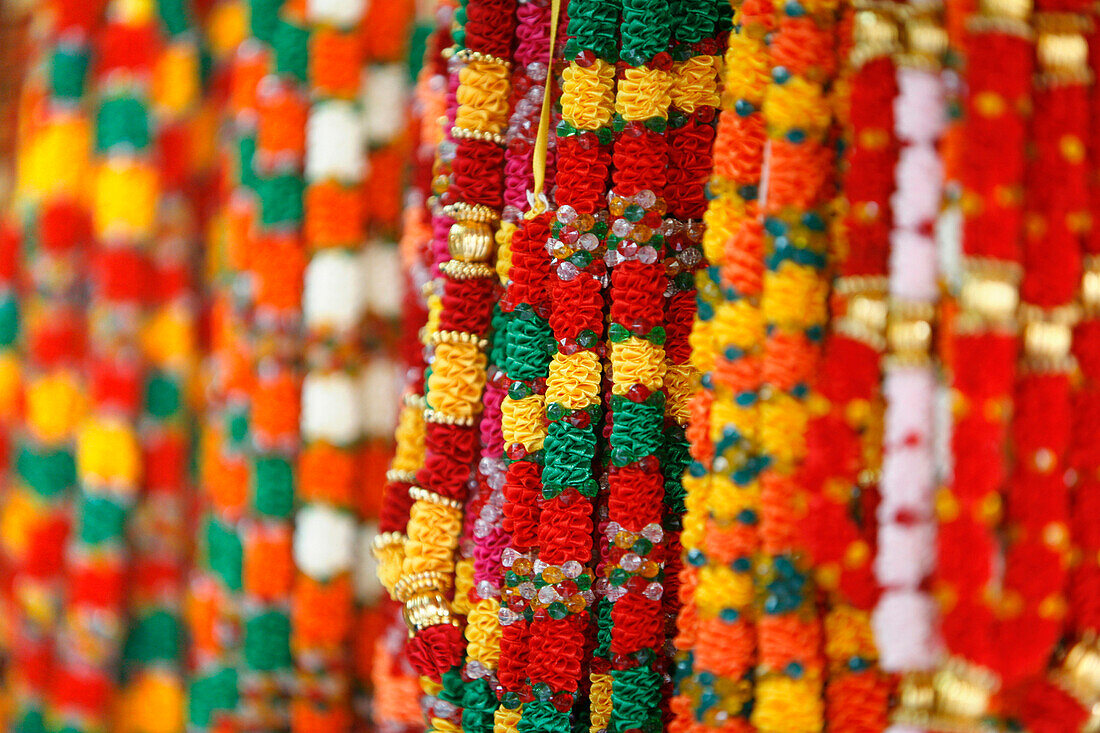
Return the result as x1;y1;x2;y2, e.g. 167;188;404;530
528;0;562;206
753;676;826;733
696;564;753;615
761;261;829;332
762;78;831;136
392;401;427;474
453;557;475;615
663;364;698;425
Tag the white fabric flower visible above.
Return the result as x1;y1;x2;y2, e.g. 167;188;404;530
360;358;400;437
306;0;367;27
302;372;362;444
362;242;402;317
295;504;357;581
362;64;408;145
304;249;366;332
307;101;364;183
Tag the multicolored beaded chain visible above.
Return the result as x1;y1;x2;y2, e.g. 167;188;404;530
600;0;676;728
673;0;770;728
6;0;97;726
50;0;158;727
873;0;946;689
753;0;839;725
906;0;1039;722
114;1;203;726
799;3;898;730
293;0;369;728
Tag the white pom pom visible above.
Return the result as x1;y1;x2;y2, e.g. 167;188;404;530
304;249;367;332
360;358;400;437
362;242;403;317
895;67;947;144
306;0;367;27
874;522;935;588
302;372;362;444
355;521;384;604
307;101;364;182
362;64;408;145
873;589;941;671
294;504;357;580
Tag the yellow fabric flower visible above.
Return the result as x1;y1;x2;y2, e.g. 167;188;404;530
113;670;184;733
26;371;85;443
93;160;159;240
77;417;141;487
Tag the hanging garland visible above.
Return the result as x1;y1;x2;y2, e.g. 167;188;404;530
5;0;99;727
799;3;897;730
396;1;517;730
872;0;947;690
506;0;616;729
752;0;840;725
292;0;369;728
186;0;255;726
49;0;157;728
672;0;771;727
113;0;203;728
658;1;723;715
601;0;675;728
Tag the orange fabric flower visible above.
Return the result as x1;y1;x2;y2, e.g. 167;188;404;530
299;443;355;506
243;526;293;600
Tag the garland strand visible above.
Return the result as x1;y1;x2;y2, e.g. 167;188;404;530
673;0;769;728
752;0;839;725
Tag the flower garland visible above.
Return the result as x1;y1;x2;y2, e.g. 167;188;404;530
354;0;419;710
658;1;723;712
799;4;898;730
752;0;840;725
396;1;516;728
113;1;203;728
503;0;616;729
672;0;771;728
459;3;558;732
6;0;98;726
292;0;369;728
872;0;947;685
238;0;309;726
600;0;676;728
186;1;255;726
1053;5;1100;727
49;1;158;727
1008;3;1093;730
908;0;1049;721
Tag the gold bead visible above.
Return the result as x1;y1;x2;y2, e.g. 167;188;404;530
448;220;495;263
